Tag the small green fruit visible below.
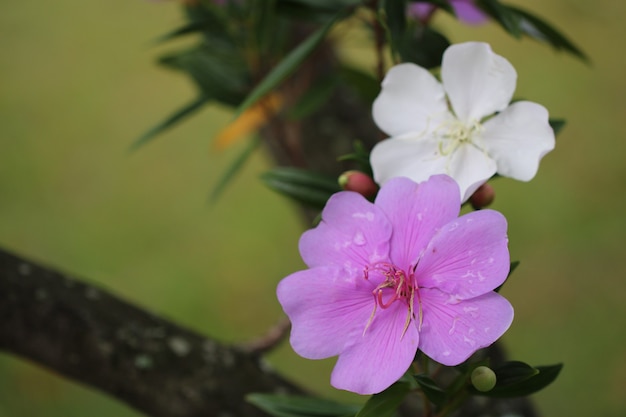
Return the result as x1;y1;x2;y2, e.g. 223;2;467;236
471;366;497;392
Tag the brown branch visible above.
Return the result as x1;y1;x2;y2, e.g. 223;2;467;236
0;247;302;417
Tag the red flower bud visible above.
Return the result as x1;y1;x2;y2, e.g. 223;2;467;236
338;171;378;198
470;183;495;210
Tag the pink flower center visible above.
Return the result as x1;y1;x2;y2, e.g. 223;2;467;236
363;263;423;338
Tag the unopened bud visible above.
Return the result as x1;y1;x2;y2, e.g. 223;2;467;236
338;171;378;198
470;183;495;210
471;366;497;392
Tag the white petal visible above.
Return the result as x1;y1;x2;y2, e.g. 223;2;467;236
370;134;496;202
373;63;448;137
370;134;448;185
481;101;555;181
447;143;497;202
442;42;517;122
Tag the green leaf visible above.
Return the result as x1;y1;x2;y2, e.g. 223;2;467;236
507;6;588;62
355;382;411;417
492;361;539;386
476;0;522;38
414;374;447;407
234;10;345;118
398;26;450;69
153;20;212;44
209;137;260;203
159;44;248;106
549;118;566;135
338;140;373;175
278;0;361;9
384;0;407;47
471;362;563;398
260;167;341;209
494;260;520;293
246;393;360;417
130;95;209;151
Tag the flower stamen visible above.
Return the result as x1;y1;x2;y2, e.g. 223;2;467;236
363;263;421;339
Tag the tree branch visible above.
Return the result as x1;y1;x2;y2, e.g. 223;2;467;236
0;247;302;417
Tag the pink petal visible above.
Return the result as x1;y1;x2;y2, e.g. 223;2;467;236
451;0;488;25
300;191;391;270
375;176;460;268
442;42;517;122
373;63;448;137
482;101;556;181
277;266;375;359
331;301;419;394
415;209;510;299
418;288;513;365
407;3;436;22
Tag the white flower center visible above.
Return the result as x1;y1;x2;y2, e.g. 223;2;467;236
437;118;484;156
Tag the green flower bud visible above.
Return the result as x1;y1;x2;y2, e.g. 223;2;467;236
471;366;497;392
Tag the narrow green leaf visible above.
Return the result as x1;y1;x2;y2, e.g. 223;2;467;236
476;0;522;38
549;118;566;135
493;361;539;386
153;20;210;44
234;11;344;118
355;382;411;417
471;362;563;398
384;0;407;44
246;393;360;417
398;26;450;69
507;6;588;62
277;0;361;11
260;167;341;209
130;95;208;151
159;44;248;106
338;140;373;175
414;374;447;407
209;137;260;203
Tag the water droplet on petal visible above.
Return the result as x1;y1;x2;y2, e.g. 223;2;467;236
353;231;366;246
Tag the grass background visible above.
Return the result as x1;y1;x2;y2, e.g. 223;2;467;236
0;0;624;416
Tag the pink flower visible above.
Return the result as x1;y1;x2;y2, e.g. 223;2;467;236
409;0;488;25
277;175;513;394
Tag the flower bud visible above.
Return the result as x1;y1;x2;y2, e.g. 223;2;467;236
338;171;378;198
469;183;495;210
471;366;497;392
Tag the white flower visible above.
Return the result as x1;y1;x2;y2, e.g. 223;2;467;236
370;42;555;202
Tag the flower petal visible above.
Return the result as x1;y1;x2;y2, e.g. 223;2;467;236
481;101;555;181
300;191;391;270
447;143;498;202
277;266;375;360
442;42;516;122
415;209;510;299
418;288;514;366
375;176;460;268
331;302;419;394
373;63;448;137
451;0;488;25
371;134;447;185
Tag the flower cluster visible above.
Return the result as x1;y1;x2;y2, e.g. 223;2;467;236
370;42;555;202
277;175;513;394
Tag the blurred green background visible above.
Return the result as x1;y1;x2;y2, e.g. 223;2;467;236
0;0;624;416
